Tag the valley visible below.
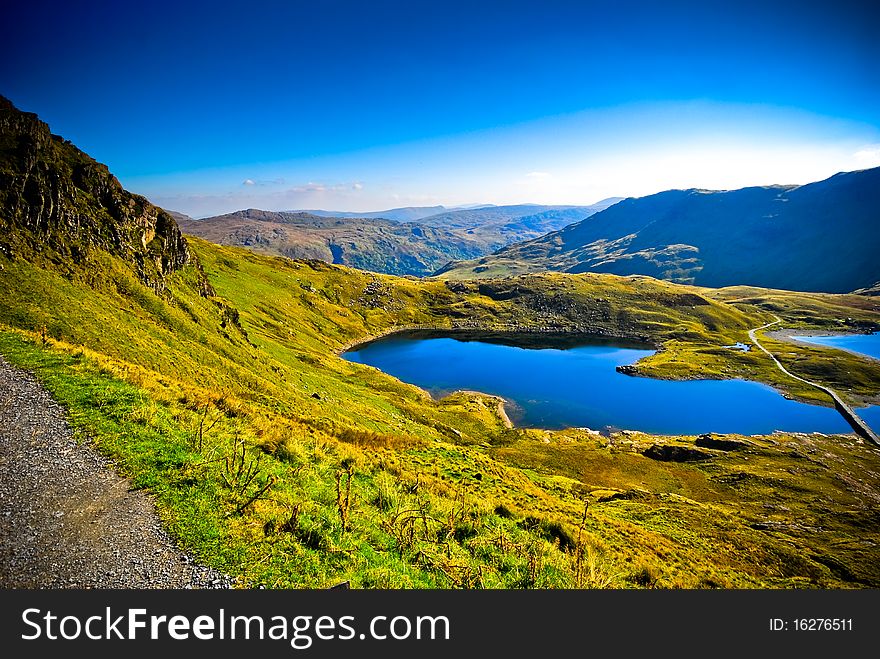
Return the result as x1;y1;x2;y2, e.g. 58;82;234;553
1;95;879;590
179;202;619;277
3;236;880;588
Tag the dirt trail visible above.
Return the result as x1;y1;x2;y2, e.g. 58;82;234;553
0;357;231;588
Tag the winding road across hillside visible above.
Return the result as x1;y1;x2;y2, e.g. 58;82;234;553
748;317;880;446
0;357;232;588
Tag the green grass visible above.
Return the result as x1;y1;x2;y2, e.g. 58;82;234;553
1;239;879;588
491;427;880;586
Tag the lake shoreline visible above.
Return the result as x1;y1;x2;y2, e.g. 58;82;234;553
343;332;865;436
449;390;515;429
338;325;659;355
766;328;880;363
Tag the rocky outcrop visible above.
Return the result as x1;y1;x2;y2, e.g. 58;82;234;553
694;433;749;451
0;96;191;291
596;488;654;502
642;443;713;462
853;281;880;296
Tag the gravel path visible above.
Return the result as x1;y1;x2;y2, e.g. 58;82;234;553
0;357;233;588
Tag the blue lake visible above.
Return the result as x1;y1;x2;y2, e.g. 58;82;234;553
343;332;875;435
794;332;880;361
860;406;880;429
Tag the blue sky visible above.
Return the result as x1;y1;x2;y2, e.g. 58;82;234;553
3;0;878;216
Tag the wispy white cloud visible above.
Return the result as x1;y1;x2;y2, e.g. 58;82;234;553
243;177;285;187
853;145;880;167
289;181;327;193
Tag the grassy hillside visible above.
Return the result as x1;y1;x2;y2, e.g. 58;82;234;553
2;238;880;588
439;168;880;294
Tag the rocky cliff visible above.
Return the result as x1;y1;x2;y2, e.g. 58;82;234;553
0;95;190;291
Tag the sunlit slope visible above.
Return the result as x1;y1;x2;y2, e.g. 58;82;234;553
179;202;621;277
3;238;880;587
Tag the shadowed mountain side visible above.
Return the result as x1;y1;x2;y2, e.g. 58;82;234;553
438;168;880;294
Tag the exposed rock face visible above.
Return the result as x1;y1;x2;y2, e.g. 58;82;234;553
694;433;749;451
596;488;653;502
853;281;880;296
642;443;713;462
0;96;190;291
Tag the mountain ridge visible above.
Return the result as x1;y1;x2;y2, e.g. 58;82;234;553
297;205;450;222
438;168;880;293
179;200;622;277
178;208;486;277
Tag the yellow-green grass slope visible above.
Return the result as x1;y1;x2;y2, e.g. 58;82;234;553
1;238;879;588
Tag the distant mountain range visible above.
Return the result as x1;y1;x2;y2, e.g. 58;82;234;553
178;200;621;277
177;210;485;277
438;168;880;294
298;205;455;222
417;203;622;232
